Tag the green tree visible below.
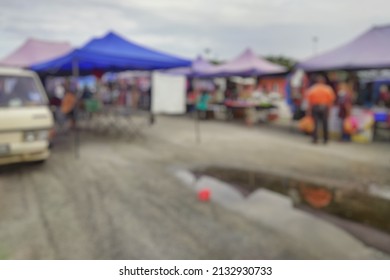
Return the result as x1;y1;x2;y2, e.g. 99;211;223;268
264;55;296;71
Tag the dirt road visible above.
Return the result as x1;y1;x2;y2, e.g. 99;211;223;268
0;116;388;259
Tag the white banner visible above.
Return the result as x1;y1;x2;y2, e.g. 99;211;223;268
0;260;388;280
152;72;186;114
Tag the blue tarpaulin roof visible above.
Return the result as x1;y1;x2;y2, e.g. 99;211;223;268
30;32;192;76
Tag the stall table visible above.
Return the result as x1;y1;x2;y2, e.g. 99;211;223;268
223;100;276;123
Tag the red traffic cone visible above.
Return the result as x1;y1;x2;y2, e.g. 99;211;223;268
198;188;211;202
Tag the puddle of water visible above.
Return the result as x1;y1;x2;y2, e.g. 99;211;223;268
193;166;390;235
174;169;390;258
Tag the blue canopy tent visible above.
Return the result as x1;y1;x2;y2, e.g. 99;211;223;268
30;32;192;158
30;31;192;76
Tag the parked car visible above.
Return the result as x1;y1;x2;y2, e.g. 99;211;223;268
0;67;54;165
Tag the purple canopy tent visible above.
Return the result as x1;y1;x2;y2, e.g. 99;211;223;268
200;49;286;77
163;56;215;77
0;38;72;68
298;25;390;72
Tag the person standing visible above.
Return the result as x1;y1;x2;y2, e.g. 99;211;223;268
306;75;336;144
196;91;210;120
337;83;352;141
60;84;77;129
378;85;390;108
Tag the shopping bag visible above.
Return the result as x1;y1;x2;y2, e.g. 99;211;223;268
343;116;358;135
298;116;314;133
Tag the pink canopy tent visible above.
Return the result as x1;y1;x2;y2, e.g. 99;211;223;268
201;48;286;77
0;38;72;68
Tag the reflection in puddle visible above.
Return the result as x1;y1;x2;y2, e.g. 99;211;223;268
194;166;390;234
174;167;390;255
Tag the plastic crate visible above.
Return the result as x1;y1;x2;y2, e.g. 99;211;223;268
374;112;388;122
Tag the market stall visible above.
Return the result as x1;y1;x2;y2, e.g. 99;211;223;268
194;49;287;124
29;31;192;154
297;25;390;142
164;56;218;114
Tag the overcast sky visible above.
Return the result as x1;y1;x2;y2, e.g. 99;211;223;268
1;0;389;61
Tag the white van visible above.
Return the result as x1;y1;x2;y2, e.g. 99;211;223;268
0;67;54;165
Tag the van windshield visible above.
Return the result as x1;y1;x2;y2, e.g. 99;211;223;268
0;75;46;107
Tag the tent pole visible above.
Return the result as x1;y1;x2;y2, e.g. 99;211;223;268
72;58;80;159
195;110;201;144
149;74;155;125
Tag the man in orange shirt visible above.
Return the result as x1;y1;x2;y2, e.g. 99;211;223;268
60;84;77;129
306;75;336;144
